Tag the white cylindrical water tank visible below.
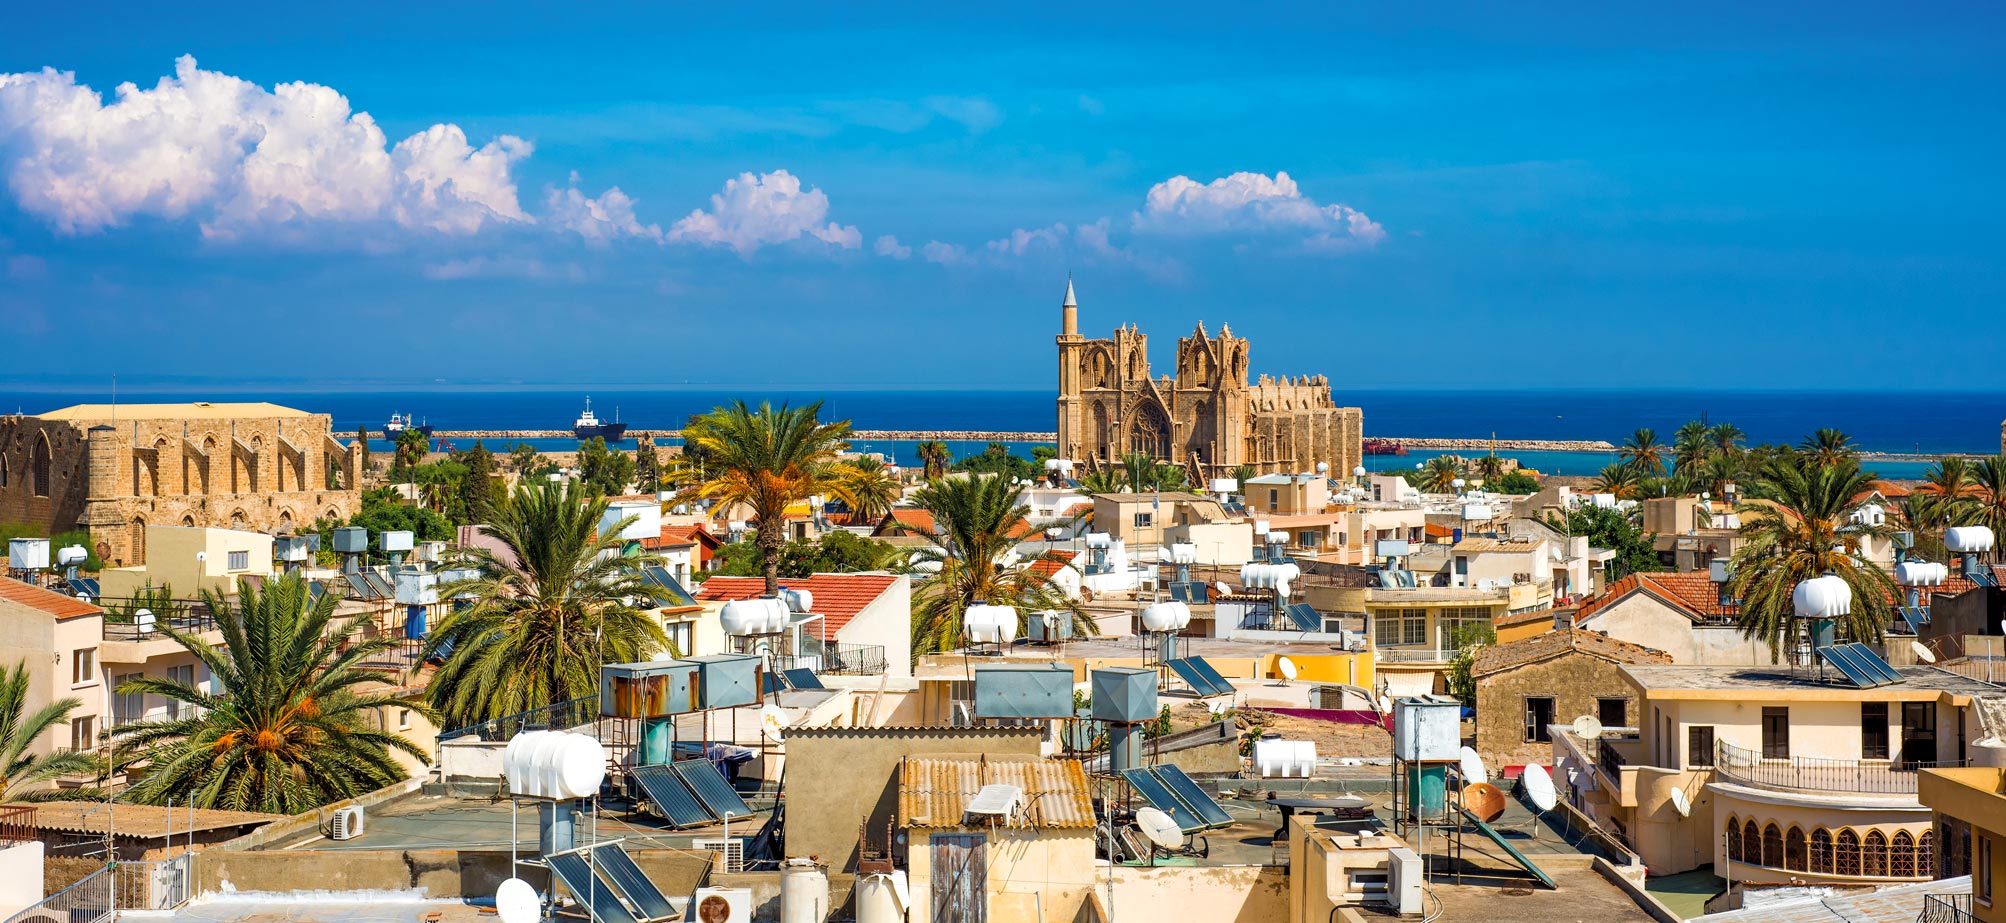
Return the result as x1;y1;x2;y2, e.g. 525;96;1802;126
779;858;829;923
503;730;606;800
721;597;789;635
1947;526;1996;554
1972;737;2006;769
781;587;814;613
1593;493;1617;509
1792;574;1853;620
1209;478;1239;494
1084;532;1112;549
964;604;1019;644
1170;543;1197;565
856;872;907;923
1140;601;1192;633
1897;561;1947;587
55;545;88;567
1267;531;1290;545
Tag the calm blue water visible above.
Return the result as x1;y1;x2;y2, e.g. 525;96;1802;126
4;388;1999;480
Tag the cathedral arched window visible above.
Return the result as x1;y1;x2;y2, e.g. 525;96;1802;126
1892;831;1916;877
31;434;51;497
1836;829;1861;876
1743;822;1763;867
1725;817;1741;862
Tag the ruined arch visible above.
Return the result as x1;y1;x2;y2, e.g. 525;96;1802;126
228;508;249;530
31;432;52;497
128;517;147;566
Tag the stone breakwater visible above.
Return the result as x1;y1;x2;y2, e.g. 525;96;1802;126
1388;437;1617;452
411;429;1621;452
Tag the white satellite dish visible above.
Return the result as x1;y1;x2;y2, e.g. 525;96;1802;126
495;878;540;923
1912;641;1937;664
1136;807;1183;851
1215;581;1232;598
1669;787;1692;818
1375;695;1393;715
1572;715;1604;741
1458;746;1489;786
760;703;790;741
1276;656;1299;684
1522;764;1557;812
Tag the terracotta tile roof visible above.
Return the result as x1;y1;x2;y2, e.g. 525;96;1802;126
1451;537;1539;554
874;509;935;536
1029;551;1079;578
695;573;902;638
1423;523;1454;539
1471;628;1673;678
26;802;281;837
899;756;1096;829
0;576;100;619
1495;608;1562;630
1574;572;1738;624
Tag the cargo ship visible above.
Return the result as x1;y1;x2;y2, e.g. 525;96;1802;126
1362;438;1407;456
384;414;434;437
572;397;628;441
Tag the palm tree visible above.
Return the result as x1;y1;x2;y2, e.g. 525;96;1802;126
831;457;901;525
1594;463;1642;500
1230;464;1258;491
1079;468;1123;495
914;441;952;480
681;400;853;595
1153;461;1189;492
902;474;1091;656
1966;456;2006;562
1121;452;1157;492
1725;456;1895;662
1473;454;1508;482
1695;453;1743;499
1420;456;1461;493
1672;420;1710;477
1618;428;1667;477
110;575;431;813
0;660;94;801
1707;423;1746;458
1799;428;1857;468
423;481;672;728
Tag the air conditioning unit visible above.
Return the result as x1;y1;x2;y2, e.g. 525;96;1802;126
692;838;746;873
689;887;752;923
1384;845;1423;915
328;805;365;840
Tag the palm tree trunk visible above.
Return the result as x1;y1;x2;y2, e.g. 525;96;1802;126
759;516;785;596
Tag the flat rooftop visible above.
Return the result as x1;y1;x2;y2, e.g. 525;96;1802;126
1622;664;2001;697
257;788;774;853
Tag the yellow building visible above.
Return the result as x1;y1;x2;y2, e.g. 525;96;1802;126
97;524;276;600
1558;663;1991;888
1920;766;2004;920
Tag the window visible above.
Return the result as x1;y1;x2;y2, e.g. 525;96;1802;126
1786;827;1807;871
1725;818;1741;861
398;709;412;731
1745;823;1765;868
1893;831;1917;878
1763;824;1783;868
664;621;694;659
1132;512;1153;529
1864;830;1888;877
71;648;94;685
1598;697;1627;729
31;436;51;497
69;715;94;752
1983;835;1995;905
1267;489;1279;511
1373;608;1428;647
1862;702;1890;760
1524;696;1555;742
1437;607;1490;650
1688;725;1716;768
112;672;143;726
1810;828;1833;874
1762;706;1790;759
227;550;249;571
166;664;196;720
1837;829;1862;876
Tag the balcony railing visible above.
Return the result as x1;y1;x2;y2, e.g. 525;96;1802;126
101;598;220;643
0;805;32;843
1714;740;1965;796
1598;739;1628;782
1921;893;1975;923
798;639;888;676
1374;647;1458;663
438;695;601;743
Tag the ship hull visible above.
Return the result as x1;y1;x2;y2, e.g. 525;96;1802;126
575;423;628;441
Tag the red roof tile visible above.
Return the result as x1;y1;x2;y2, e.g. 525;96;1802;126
0;577;101;619
1029;552;1078;578
874;509;935;536
642;525;720;561
1576;568;1975;626
695;573;902;638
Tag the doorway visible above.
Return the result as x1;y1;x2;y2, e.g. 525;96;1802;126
929;833;988;923
1900;702;1937;769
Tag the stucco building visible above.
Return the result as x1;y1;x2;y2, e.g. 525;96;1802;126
1053;281;1363;481
0;402;361;567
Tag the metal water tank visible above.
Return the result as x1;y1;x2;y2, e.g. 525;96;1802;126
779;858;829;923
855;871;907;923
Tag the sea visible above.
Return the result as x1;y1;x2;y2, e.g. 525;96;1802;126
5;387;2003;481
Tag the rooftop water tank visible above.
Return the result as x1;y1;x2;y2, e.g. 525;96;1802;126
972;663;1072;719
721;597;790;635
502;730;606;800
1947;526;1996;554
55;545;89;567
601;500;662;542
1793;574;1853;620
780;587;814;613
1083;532;1112;549
332;527;369;554
8;539;50;571
1393;695;1461;762
1896;561;1949;587
1140;601;1192;633
1090;667;1158;723
381;530;415;553
964;604;1019;644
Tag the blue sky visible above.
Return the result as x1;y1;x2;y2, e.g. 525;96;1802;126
2;3;2002;391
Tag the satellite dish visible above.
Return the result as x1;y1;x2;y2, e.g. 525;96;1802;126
1523;764;1557;812
1458;746;1489;786
1375;695;1393;715
1572;715;1604;741
1277;656;1299;683
1669;787;1692;818
760;703;789;741
1461;782;1507;824
1912;641;1937;664
495;878;540;923
1216;581;1232;598
1136;807;1184;850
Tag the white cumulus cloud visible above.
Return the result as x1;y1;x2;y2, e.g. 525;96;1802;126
1136;170;1384;248
669;169;860;256
0;56;534;237
873;234;912;259
921;241;969;265
546;172;663;243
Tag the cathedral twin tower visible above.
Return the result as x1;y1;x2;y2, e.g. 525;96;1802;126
1054;280;1363;483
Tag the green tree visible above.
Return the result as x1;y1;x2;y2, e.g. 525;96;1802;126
681;401;853;596
1707;423;1746;458
423;482;671;727
902;473;1091;656
1472;454;1509;482
1420;456;1461;493
0;660;94;801
1545;504;1658;580
508;442;541;474
914;441;952;480
1231;464;1258;491
1443;623;1497;707
1079;468;1123;495
1726;456;1894;662
390;428;429;478
1618;428;1667;477
1484;470;1539;494
455;441;499;522
110;575;430;813
576;436;636;496
1671;420;1711;478
633;437;661;494
1593;463;1643;500
832;457;901;524
1966;456;2006;562
1798;428;1857;468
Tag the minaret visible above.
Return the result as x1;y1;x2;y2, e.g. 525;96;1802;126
1055;278;1085;461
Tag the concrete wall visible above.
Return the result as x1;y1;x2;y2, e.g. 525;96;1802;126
1578;594;1770;665
905;830;1095;923
780;727;1042;873
98;525;275;599
1105;864;1288;923
1475;652;1638;767
193;847;714;903
0;840;44;919
0;599;104;769
836;576;912;679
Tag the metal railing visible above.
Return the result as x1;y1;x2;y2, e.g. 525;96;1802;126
0;805;31;843
799;640;888;676
1921;893;1975;923
1714;740;1964;795
1598;739;1628;782
101;598;220;642
0;857;188;923
1373;647;1459;663
438;695;600;743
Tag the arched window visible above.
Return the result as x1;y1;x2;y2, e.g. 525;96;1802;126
1810;828;1833;874
128;518;146;567
1744;821;1763;866
1726;817;1742;862
1920;830;1937;878
0;453;9;487
1785;827;1807;872
180;514;196;527
229;509;249;530
31;434;52;497
1864;830;1888;877
1893;831;1916;877
1836;829;1861;876
1763;824;1783;869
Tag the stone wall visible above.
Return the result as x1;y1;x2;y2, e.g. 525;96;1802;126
1475;652;1639;767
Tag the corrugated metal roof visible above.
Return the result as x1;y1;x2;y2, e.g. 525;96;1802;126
899;757;1096;830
